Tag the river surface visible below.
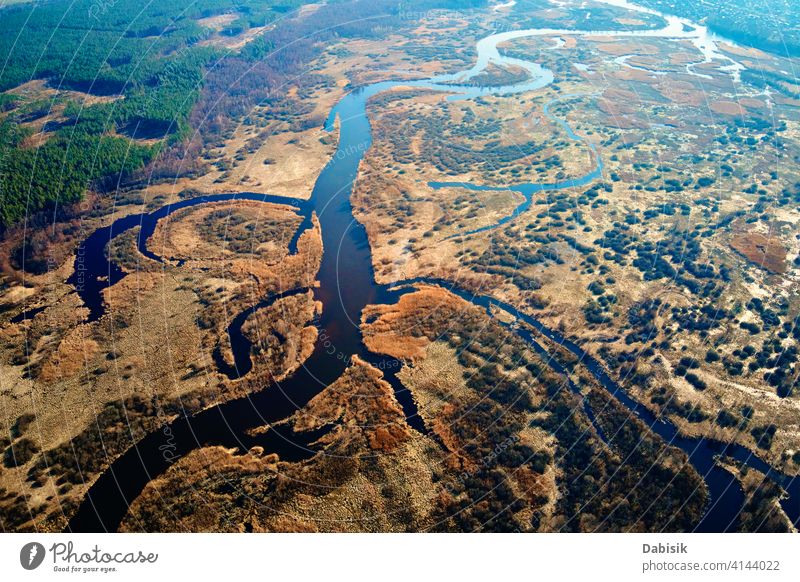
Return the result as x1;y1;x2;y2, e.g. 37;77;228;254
66;1;797;532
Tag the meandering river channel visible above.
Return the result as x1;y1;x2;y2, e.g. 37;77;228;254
66;1;797;532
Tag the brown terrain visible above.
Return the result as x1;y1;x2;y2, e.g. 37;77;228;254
0;199;322;531
2;0;800;533
730;231;787;274
116;285;709;531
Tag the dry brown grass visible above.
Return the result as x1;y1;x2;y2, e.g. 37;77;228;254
240;291;321;381
730;232;787;274
6;79;122;106
196;13;239;31
4;80;124;147
711;100;746;116
147;200;301;264
361;286;473;361
293;355;410;452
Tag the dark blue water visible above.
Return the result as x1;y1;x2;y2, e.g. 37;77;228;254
10;304;47;324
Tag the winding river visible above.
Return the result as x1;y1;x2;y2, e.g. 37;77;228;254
65;1;797;532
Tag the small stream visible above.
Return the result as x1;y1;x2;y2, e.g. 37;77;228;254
433;93;603;240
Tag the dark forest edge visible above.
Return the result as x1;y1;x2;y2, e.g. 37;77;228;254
0;0;486;230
